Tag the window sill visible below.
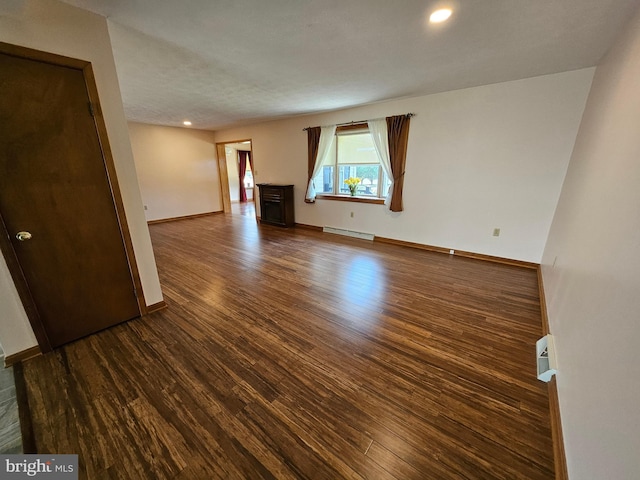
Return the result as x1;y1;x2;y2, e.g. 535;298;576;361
316;195;385;205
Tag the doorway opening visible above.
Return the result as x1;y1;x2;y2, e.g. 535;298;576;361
216;140;255;218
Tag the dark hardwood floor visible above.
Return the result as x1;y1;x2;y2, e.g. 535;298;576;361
18;213;554;479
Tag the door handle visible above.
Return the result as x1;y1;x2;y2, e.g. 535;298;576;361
16;231;32;241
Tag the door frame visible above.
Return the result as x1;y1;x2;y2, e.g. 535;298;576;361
215;139;253;214
0;42;147;353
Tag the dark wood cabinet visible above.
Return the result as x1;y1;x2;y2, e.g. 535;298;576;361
257;184;295;227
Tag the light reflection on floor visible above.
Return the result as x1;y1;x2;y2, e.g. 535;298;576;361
230;211;388;335
231;201;262;253
231;201;256;217
342;255;386;310
325;251;388;334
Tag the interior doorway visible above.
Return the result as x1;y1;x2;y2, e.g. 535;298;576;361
215;140;255;218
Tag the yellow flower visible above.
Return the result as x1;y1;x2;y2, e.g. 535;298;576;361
344;177;361;186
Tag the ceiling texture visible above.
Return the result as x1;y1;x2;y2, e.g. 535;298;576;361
60;0;639;131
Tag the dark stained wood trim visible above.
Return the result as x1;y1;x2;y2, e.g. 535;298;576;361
548;378;569;480
537;266;551;335
375;236;451;255
147;211;223;225
145;301;168;314
336;123;368;133
0;41;87;68
82;62;147;315
375;236;538;269
4;346;42;367
536;266;568;480
13;362;38;454
294;223;323;231
316;195;385;205
454;249;538;269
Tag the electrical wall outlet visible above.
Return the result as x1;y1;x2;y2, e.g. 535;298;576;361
449;249;455;255
493;228;500;237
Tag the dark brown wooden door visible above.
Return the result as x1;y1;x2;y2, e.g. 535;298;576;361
0;52;140;348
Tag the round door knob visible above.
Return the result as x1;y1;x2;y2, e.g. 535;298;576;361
16;231;32;241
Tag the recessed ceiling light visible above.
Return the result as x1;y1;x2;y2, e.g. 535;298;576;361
183;120;192;126
430;8;452;23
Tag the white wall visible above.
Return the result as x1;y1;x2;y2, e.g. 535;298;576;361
541;7;640;479
128;122;222;221
0;0;163;357
0;255;37;357
213;69;593;263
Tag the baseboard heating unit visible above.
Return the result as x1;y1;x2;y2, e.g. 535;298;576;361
323;226;375;241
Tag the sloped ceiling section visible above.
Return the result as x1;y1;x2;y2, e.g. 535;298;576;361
60;0;639;130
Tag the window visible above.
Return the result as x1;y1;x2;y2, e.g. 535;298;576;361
244;160;254;188
313;124;390;199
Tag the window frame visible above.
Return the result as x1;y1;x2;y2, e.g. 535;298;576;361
315;123;387;204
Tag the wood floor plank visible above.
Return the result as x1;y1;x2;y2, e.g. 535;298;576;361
18;212;554;479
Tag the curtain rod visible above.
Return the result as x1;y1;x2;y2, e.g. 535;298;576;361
302;113;415;131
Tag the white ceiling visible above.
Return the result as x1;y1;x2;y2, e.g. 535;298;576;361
61;0;639;131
